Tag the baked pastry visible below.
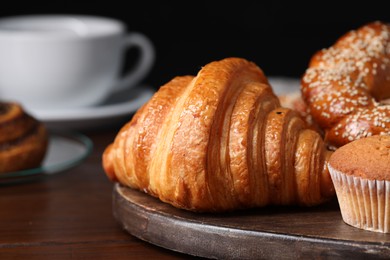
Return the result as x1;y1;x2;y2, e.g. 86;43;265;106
278;91;307;118
328;135;390;233
277;91;323;133
103;57;334;212
0;102;48;173
301;21;390;150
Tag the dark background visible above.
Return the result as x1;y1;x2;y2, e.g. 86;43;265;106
1;1;390;90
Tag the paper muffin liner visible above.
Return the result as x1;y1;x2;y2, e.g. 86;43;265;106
328;164;390;233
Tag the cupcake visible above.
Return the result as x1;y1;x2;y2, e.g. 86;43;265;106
328;134;390;233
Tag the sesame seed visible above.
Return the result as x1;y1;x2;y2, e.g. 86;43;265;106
301;22;390;146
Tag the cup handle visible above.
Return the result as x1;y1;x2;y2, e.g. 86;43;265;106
113;32;155;92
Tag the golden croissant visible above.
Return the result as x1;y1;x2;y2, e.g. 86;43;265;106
102;57;335;212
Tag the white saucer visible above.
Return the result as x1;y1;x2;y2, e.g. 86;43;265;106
268;76;301;95
28;85;155;130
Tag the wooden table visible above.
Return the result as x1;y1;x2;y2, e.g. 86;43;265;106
1;128;389;259
0;128;191;259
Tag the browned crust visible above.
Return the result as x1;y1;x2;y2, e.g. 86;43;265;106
103;57;335;212
329;135;390;180
301;21;390;148
0;102;48;173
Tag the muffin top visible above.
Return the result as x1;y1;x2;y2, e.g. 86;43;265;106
328;135;390;180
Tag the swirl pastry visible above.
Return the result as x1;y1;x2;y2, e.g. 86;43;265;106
0;102;48;173
301;21;390;149
103;57;334;212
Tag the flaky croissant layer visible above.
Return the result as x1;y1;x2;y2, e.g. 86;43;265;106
103;57;334;212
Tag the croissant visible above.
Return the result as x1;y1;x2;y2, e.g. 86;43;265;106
103;57;334;212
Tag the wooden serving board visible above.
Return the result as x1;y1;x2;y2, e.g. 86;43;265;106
113;183;390;259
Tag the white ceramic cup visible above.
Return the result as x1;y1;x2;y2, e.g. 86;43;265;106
0;15;155;110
